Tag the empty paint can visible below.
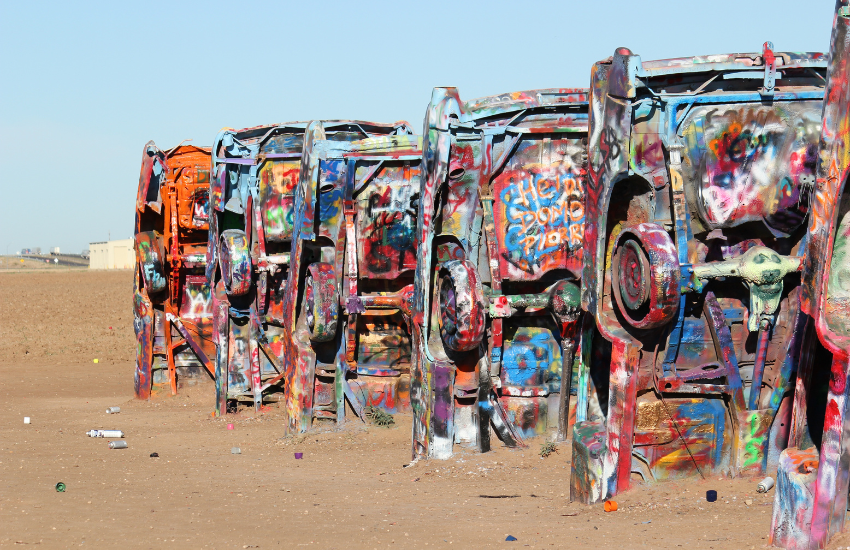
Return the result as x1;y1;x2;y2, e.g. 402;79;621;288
23;417;30;424
706;490;718;502
231;447;241;454
294;452;303;459
86;430;124;438
757;477;775;493
106;407;121;414
108;441;128;449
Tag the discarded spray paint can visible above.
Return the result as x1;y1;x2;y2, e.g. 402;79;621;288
706;490;718;502
23;417;30;424
108;441;128;449
231;447;241;454
757;477;775;493
105;407;121;414
86;430;124;438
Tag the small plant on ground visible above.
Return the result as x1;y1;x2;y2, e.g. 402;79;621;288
365;406;395;427
540;441;558;458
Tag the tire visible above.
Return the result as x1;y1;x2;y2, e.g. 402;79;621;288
439;259;485;352
219;229;252;297
305;262;339;342
135;231;166;296
611;223;680;329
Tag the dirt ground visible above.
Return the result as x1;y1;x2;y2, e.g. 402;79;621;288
2;270;849;549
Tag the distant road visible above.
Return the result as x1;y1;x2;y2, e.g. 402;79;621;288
18;254;90;267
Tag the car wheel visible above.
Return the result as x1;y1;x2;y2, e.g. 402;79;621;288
135;231;166;296
305;262;339;342
439;259;485;352
219;229;252;297
611;222;680;329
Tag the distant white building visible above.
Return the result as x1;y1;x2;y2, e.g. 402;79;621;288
89;239;134;269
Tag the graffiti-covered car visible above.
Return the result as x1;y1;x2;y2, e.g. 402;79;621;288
573;46;826;504
280;125;422;432
771;3;850;548
410;88;589;459
207;121;412;415
134;142;214;399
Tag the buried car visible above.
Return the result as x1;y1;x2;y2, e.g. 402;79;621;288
207;120;413;415
771;2;850;548
280;125;422;433
573;45;826;504
410;87;589;459
134;141;215;399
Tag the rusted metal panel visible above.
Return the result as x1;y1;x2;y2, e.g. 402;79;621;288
771;3;850;548
134;142;214;399
280;128;420;432
207;121;412;417
575;44;826;503
411;87;588;459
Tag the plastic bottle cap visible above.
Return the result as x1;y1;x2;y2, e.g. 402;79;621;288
55;483;66;492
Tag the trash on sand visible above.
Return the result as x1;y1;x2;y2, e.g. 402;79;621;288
505;535;517;541
745;499;753;505
706;490;718;502
93;359;99;364
604;500;618;512
150;452;159;458
232;447;241;454
227;423;234;430
23;417;30;424
757;477;775;493
105;407;121;414
86;430;124;438
108;441;128;449
294;452;303;459
55;482;66;492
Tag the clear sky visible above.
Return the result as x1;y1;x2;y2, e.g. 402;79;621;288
0;0;835;255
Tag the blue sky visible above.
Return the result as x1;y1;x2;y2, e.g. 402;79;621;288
0;0;835;255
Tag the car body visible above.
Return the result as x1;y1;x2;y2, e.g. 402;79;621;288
572;46;826;504
410;87;589;459
771;3;850;548
207;120;412;415
134;142;214;399
280;124;422;433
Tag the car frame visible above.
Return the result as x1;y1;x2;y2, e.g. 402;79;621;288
207;120;412;415
134;141;215;399
770;2;850;547
280;124;422;433
410;87;589;459
572;45;826;504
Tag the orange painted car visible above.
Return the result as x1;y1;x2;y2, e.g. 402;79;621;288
134;142;215;399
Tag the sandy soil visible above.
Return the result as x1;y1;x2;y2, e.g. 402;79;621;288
1;270;848;549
